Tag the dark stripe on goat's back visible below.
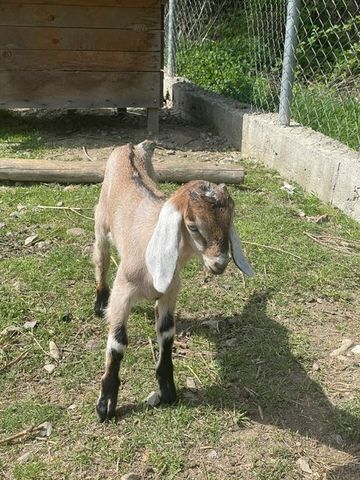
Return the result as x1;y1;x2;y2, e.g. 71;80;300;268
128;144;164;202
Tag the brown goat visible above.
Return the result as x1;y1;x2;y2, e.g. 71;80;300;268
93;141;254;422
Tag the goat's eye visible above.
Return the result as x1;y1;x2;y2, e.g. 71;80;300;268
188;225;199;233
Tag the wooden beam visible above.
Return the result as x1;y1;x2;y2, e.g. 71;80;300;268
0;158;245;185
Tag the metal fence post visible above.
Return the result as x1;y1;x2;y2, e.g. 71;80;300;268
167;0;177;77
279;0;302;126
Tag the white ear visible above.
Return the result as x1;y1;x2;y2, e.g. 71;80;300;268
145;200;182;293
229;223;255;277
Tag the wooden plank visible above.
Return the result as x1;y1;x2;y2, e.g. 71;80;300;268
0;158;245;185
0;50;161;71
1;1;161;7
0;5;161;29
0;71;162;108
0;26;161;51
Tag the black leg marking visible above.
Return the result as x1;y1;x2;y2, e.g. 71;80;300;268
159;313;174;333
96;350;123;422
156;337;177;404
95;286;110;317
114;324;128;347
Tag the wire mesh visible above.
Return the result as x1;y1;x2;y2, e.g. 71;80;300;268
165;0;359;151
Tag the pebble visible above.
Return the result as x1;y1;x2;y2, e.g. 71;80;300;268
145;391;160;407
0;222;6;229
206;449;218;460
350;345;360;355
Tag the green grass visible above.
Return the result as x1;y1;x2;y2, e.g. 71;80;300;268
1;162;360;478
177;31;360;150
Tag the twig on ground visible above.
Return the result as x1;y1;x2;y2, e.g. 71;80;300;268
186;364;203;386
304;232;360;256
111;256;118;268
241;241;302;259
148;336;157;365
0;424;41;445
37;205;93;211
37;204;94;221
0;349;29;374
82;145;93;161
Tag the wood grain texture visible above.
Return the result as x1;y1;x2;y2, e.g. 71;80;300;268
0;50;161;71
0;158;245;185
0;71;162;108
1;1;161;7
0;26;161;51
0;5;161;29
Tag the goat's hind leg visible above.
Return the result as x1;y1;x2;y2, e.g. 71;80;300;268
96;273;135;422
93;209;111;317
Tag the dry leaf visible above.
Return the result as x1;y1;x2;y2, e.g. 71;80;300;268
23;320;37;330
296;457;312;474
49;341;61;360
24;235;39;246
43;363;56;374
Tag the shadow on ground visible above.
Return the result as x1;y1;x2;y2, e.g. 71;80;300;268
129;291;360;479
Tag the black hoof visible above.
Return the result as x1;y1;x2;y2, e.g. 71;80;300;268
160;382;177;405
96;392;118;423
95;287;110;318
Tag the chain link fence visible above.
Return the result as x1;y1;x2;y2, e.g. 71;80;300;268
165;0;360;151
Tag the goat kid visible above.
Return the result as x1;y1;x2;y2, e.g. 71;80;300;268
93;141;254;422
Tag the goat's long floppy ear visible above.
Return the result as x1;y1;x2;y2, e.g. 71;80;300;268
229;223;255;277
145;200;182;294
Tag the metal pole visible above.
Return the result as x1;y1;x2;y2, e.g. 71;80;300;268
167;0;177;77
279;0;302;126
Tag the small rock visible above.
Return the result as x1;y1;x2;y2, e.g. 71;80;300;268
121;473;141;480
23;320;37;330
17;204;26;212
145;391;160;407
68;403;77;410
206;449;218;460
38;421;52;438
24;234;39;246
350;345;360;355
43;363;56;374
0;222;6;229
66;228;86;236
186;377;196;389
296;457;312;474
10;211;20;218
312;362;320;371
56;201;63;207
330;338;353;357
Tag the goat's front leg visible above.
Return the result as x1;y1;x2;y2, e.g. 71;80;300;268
96;272;136;422
93;209;111;318
155;280;180;404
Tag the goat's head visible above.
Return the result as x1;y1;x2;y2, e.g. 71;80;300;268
146;180;254;294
